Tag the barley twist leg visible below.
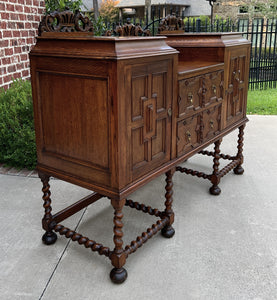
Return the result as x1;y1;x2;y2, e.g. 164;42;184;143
161;169;175;238
209;139;222;195
39;172;57;245
110;198;127;284
234;124;245;175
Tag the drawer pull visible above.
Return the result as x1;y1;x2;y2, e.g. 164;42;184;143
210;120;214;129
212;85;217;94
187;92;193;103
186;131;192;142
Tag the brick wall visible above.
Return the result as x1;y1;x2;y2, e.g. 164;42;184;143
0;0;45;90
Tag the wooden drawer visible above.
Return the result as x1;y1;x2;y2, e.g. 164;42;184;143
202;70;224;107
178;76;202;117
176;103;222;157
177;114;200;157
202;104;222;141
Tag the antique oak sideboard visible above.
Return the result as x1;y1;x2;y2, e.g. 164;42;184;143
30;13;250;284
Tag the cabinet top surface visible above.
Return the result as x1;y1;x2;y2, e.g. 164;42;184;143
159;32;251;47
31;33;179;60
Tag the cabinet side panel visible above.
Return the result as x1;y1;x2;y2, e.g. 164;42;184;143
38;72;109;170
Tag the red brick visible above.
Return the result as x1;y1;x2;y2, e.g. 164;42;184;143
0;3;5;10
0;77;3;85
5;48;14;56
3;30;12;38
25;22;31;29
14;46;22;54
22;69;29;77
18;39;26;46
0;49;5;58
33;0;39;6
8;21;16;29
13;30;21;37
0;40;9;47
1;13;9;19
15;5;23;12
10;13;19;20
21;30;29;37
27;14;34;21
24;6;30;13
18;0;24;4
4;75;13;83
8;65;16;73
16;62;24;69
6;4;15;11
0;67;7;75
2;57;11;65
31;7;38;14
11;56;19;64
17;22;24;29
19;14;26;21
13;72;21;79
38;8;44;14
20;53;28;60
26;37;33;44
9;0;17;3
11;39;18;46
0;22;7;29
34;15;40;22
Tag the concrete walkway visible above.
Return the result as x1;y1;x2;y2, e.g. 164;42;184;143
1;115;277;300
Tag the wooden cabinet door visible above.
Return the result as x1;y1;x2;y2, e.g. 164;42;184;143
125;59;173;181
225;46;250;127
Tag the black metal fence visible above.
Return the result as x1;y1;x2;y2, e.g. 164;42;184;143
107;11;277;90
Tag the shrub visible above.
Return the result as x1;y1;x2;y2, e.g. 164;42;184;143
0;79;37;170
99;0;119;24
44;0;84;14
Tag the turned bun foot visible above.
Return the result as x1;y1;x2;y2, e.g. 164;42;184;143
42;231;57;245
234;165;244;175
161;225;175;238
209;185;221;196
110;267;128;284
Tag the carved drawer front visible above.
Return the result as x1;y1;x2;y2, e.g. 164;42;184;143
202;104;222;141
203;70;224;107
177;114;200;157
178;76;202;117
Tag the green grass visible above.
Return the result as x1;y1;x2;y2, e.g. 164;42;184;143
247;88;277;115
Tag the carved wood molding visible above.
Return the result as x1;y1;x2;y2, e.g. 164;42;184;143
114;20;150;36
158;14;184;34
38;10;94;36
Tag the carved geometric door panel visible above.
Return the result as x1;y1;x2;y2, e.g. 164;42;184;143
226;54;247;126
178;76;202;117
203;70;224;107
126;61;172;180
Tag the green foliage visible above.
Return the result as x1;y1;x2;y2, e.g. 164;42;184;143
247;88;277;115
0;79;37;170
45;0;84;14
246;0;277;19
92;15;107;36
183;15;211;27
99;0;119;24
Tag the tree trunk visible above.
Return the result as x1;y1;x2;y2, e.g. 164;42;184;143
145;0;151;22
93;0;99;20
